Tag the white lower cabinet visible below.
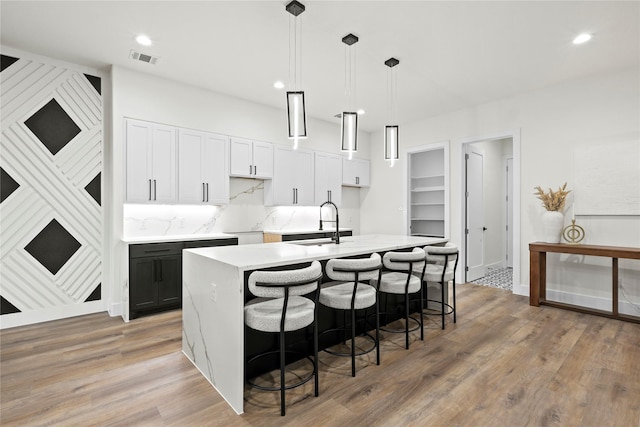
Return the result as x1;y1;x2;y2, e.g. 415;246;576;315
125;119;177;204
342;157;370;187
265;146;314;206
314;152;342;206
178;129;229;204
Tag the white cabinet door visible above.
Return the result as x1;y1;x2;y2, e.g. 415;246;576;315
293;149;315;205
266;146;314;206
179;129;228;205
229;137;252;177
314;152;342;206
150;125;177;203
125;119;176;203
125;119;153;203
203;132;229;204
268;145;296;205
178;129;206;204
342;157;369;187
252;140;273;179
230;138;273;179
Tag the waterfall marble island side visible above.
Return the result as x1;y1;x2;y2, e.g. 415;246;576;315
182;234;447;414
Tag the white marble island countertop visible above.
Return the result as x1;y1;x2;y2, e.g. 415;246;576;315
182;233;447;414
184;234;447;270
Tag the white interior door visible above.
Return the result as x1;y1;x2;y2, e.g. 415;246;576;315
466;147;485;281
506;157;514;268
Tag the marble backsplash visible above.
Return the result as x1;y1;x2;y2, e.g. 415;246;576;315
123;177;361;241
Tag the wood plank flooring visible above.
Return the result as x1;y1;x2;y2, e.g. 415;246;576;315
2;284;639;426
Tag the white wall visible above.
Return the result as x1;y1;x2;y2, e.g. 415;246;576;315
108;66;370;315
362;66;640;305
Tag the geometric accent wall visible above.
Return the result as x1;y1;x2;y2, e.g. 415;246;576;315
0;52;102;318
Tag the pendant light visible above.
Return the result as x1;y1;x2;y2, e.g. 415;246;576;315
384;57;399;167
286;1;307;149
341;33;359;160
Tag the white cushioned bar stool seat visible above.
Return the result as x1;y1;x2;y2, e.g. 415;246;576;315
244;260;323;416
423;243;459;330
371;248;427;350
319;253;382;377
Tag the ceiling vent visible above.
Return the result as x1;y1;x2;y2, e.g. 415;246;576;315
130;50;159;65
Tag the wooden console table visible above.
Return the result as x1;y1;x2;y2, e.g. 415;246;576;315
529;242;640;323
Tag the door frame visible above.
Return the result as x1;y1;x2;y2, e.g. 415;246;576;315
459;129;522;295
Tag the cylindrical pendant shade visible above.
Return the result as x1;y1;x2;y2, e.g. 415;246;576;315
341;112;358;154
384;125;399;160
287;91;307;139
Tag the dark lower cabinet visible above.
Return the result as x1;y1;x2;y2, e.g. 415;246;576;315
129;238;237;319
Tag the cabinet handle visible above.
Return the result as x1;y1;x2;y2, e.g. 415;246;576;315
206;183;209;202
153;179;157;200
356;176;359;185
254;165;257;176
292;188;296;204
149;179;152;201
156;259;163;282
249;165;253;175
296;188;299;204
202;183;205;202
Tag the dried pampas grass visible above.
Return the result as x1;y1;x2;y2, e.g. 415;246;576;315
534;182;571;212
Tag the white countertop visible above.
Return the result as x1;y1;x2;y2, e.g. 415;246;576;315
184;234;447;270
262;228;351;235
122;233;237;244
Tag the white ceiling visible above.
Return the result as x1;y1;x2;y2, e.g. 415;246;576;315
1;1;638;133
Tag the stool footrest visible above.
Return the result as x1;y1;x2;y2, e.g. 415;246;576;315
246;350;316;392
320;328;377;357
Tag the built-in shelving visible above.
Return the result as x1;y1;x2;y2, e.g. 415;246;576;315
407;143;448;238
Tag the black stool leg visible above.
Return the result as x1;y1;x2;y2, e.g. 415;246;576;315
351;308;356;377
419;286;424;341
440;280;445;330
404;292;410;349
314;315;319;397
375;295;380;365
453;280;457;323
279;330;286;416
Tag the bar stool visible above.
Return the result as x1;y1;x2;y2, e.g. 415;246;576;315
423;243;459;329
319;253;382;377
244;260;323;416
372;247;426;350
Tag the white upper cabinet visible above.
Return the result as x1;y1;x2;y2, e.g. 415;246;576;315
265;146;314;206
230;137;273;179
314;152;342;206
125;119;177;203
178;129;229;205
342;157;370;187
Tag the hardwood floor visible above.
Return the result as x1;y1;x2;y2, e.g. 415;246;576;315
2;284;639;426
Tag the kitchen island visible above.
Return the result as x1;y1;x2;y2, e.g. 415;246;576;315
182;234;447;414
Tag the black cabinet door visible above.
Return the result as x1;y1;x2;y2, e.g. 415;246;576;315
157;254;182;306
130;258;158;310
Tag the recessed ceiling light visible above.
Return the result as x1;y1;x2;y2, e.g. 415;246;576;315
357;109;365;115
573;33;593;44
273;81;285;89
135;35;152;46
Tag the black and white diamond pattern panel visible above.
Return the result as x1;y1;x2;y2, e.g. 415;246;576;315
0;53;102;314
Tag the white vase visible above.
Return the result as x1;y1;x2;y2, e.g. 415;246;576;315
541;211;564;243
